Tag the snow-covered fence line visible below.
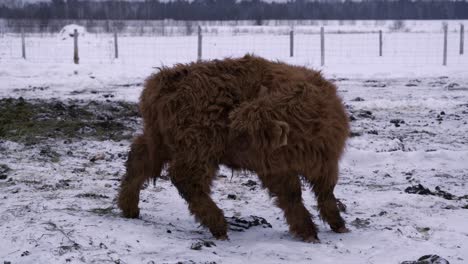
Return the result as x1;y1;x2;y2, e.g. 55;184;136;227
0;24;466;68
1;19;467;35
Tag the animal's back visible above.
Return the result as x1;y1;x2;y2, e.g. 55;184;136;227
140;55;348;164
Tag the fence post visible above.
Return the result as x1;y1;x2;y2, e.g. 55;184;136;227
21;28;26;59
460;24;464;55
379;30;383;57
290;30;294;57
114;31;119;59
443;24;448;66
73;29;79;64
197;25;202;62
320;27;325;66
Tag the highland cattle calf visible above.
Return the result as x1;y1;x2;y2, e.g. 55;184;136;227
118;55;350;242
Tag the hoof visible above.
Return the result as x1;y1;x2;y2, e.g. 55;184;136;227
122;208;140;219
215;234;229;241
333;226;350;233
304;236;320;243
211;228;228;240
295;231;319;243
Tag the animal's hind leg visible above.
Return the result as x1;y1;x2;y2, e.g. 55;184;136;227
169;159;227;239
307;160;348;233
258;172;318;242
118;135;163;218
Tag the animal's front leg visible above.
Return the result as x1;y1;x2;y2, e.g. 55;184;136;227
258;172;319;242
169;159;228;240
306;160;349;234
118;135;158;218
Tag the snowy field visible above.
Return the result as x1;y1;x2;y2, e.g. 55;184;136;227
1;22;468;264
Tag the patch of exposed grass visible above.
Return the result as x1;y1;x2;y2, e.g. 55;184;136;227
0;98;140;143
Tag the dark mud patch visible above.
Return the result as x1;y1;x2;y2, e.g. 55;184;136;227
190;240;216;250
405;184;468;201
363;80;387;88
0;164;11;180
0;97;140;144
401;254;450;264
226;215;272;231
76;193;110;199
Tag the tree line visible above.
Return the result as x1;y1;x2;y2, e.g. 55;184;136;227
1;0;468;21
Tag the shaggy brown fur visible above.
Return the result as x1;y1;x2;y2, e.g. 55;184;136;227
118;55;350;242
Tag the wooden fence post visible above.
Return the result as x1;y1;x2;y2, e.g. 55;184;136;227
114;31;119;59
460;24;464;55
21;28;26;59
73;29;79;64
320;27;325;66
379;30;383;57
290;30;294;57
443;24;448;66
197;25;202;62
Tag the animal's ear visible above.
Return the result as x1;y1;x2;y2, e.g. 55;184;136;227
258;86;268;97
271;120;290;148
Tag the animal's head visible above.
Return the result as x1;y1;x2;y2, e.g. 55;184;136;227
228;105;290;152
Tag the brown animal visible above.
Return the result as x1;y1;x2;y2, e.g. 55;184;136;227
118;55;350;242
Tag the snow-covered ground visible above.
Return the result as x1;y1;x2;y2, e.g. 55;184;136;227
0;29;468;264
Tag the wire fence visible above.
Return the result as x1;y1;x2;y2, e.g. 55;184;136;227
0;25;466;68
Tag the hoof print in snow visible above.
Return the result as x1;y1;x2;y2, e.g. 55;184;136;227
371;210;388;217
350;131;362;137
445;83;468;91
190;240;216;250
227;194;237;200
55;179;72;189
390;119;405;127
348;109;374;121
227;215;272;232
350;218;371;228
76;192;109;199
90;153;105;162
0;164;11;180
21;251;30;257
329;77;349;83
406;79;421;86
351;97;365;101
356;110;374;119
405;184;459;200
401;254;450;264
364;80;387;87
